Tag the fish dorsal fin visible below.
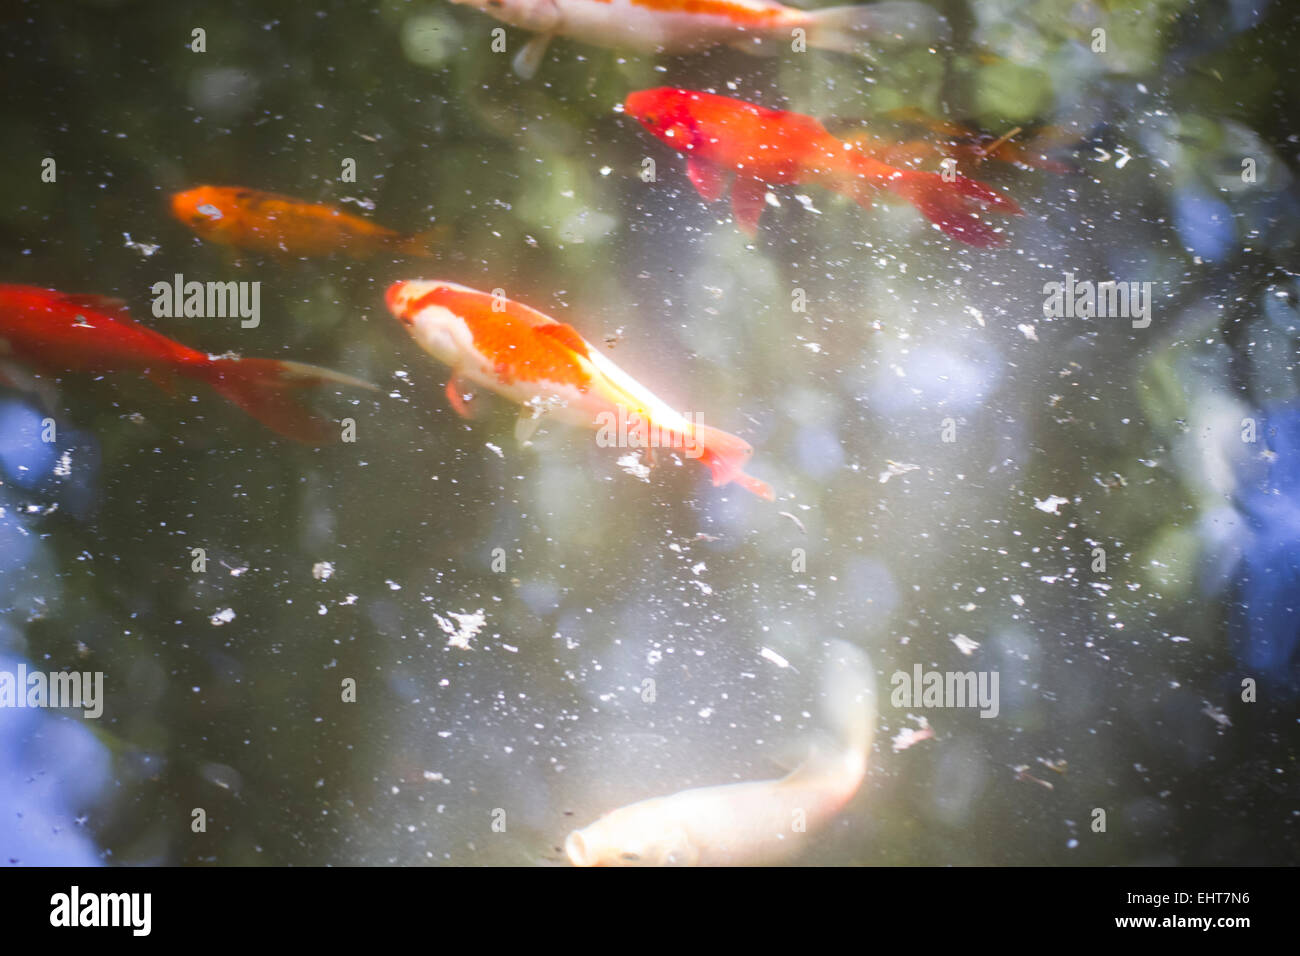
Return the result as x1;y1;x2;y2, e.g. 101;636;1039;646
534;321;590;358
687;158;730;203
59;293;129;314
512;33;553;80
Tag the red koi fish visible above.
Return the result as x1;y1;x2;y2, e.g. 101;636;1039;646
624;87;1023;247
0;284;373;442
385;280;774;500
171;186;446;259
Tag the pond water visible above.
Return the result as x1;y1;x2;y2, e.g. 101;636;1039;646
0;0;1296;865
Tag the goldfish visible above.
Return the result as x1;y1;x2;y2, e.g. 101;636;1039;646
171;186;446;259
385;279;773;500
0;284;373;442
564;641;875;866
448;0;950;78
624;87;1023;247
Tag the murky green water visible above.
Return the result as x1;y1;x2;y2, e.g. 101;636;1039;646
1;0;1296;865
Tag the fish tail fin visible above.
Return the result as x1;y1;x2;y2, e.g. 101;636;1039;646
821;641;877;785
849;158;1022;247
690;422;775;501
199;357;375;443
804;2;952;57
397;224;452;259
782;641;876;797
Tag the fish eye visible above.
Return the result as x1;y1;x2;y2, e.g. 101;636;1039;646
620;852;640;861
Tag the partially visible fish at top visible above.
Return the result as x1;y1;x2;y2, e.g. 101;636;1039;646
171;186;448;260
564;640;876;866
625;87;1023;247
447;0;951;78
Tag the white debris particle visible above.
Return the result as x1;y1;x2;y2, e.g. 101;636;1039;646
967;306;985;327
951;634;980;656
210;607;236;626
1017;323;1039;341
485;442;504;458
1034;495;1070;514
879;460;919;483
697;707;714;719
122;232;160;257
312;561;335;581
53;450;73;477
422;771;446;782
1011;594;1025;607
340;594;358;606
891;716;933;752
803;342;823;353
617;453;651;481
435;608;487;650
760;646;791;669
385;579;402;590
1202;701;1231;731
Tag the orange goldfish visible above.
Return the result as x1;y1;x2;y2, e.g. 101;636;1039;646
171;186;445;259
625;87;1023;247
0;284;372;442
449;0;950;77
385;280;774;500
565;641;875;866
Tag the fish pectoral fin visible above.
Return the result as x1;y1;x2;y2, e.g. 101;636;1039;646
686;158;731;204
514;407;544;445
445;373;476;419
730;177;770;236
512;33;554;80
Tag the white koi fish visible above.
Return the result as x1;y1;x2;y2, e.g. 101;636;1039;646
564;641;876;866
447;0;951;78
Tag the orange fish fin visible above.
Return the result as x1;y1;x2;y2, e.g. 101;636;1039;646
445;372;477;419
398;224;452;259
200;357;372;443
730;177;769;236
59;293;129;314
534;321;590;359
687;158;730;203
852;162;1021;248
691;422;774;501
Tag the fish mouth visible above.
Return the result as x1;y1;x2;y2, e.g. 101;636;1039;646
564;830;592;867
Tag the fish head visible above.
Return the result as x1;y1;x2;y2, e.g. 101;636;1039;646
171;186;236;240
447;0;561;32
384;279;481;370
564;804;698;867
624;88;704;152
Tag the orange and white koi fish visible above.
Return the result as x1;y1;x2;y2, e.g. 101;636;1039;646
171;186;446;259
448;0;949;78
565;641;875;866
625;87;1023;247
0;284;373;442
385;280;773;500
